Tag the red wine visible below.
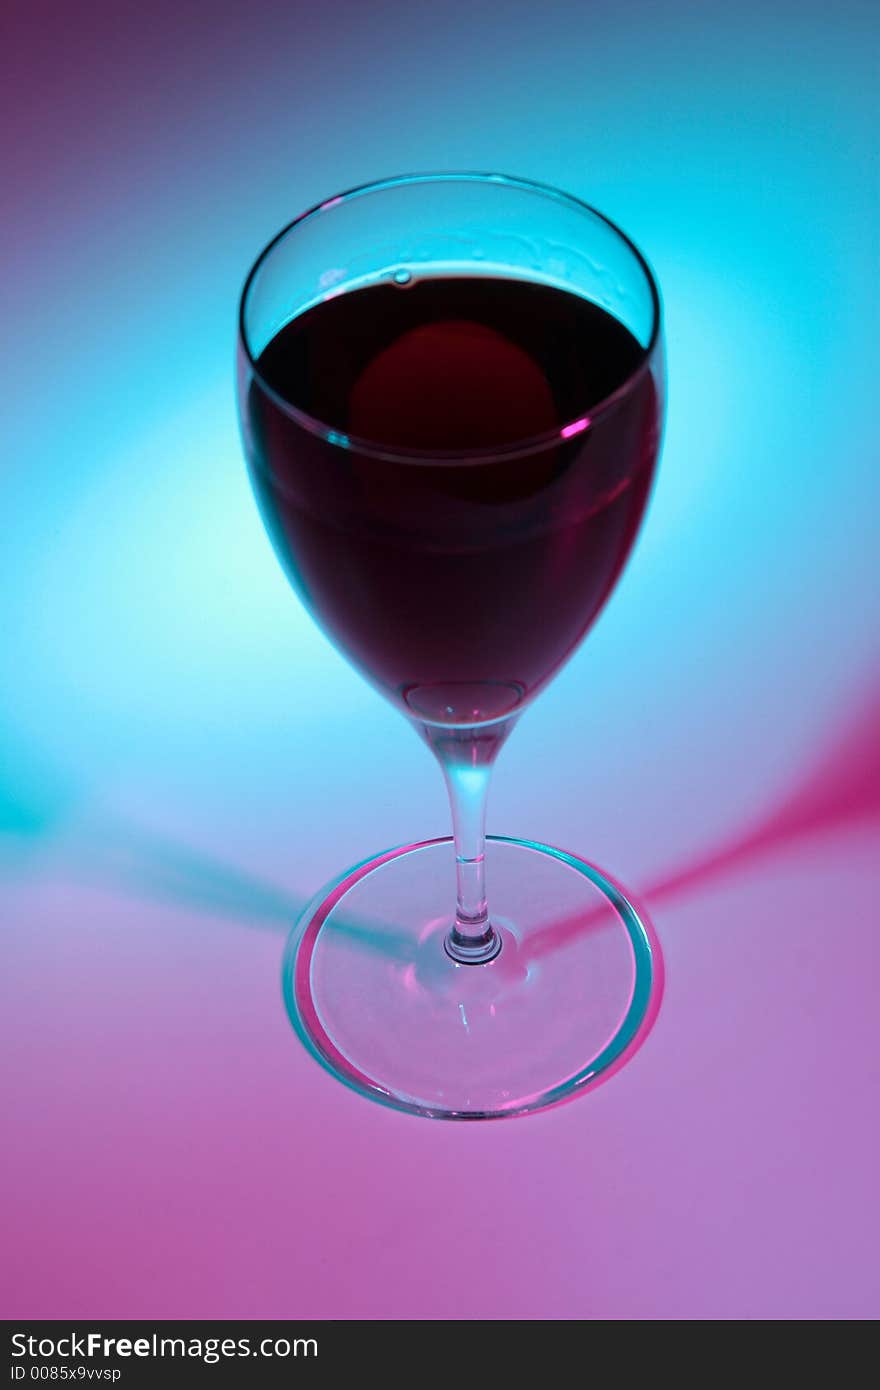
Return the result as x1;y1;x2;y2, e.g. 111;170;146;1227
243;276;661;725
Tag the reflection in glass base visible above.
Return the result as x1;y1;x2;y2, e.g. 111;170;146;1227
283;836;662;1120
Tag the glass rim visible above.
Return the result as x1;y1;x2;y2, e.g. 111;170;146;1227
238;171;663;464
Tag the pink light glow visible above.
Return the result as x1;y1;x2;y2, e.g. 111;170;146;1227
560;416;590;439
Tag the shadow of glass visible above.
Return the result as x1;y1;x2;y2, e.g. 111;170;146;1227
639;679;880;911
3;681;878;959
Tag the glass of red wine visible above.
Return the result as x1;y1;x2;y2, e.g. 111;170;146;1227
237;173;665;1118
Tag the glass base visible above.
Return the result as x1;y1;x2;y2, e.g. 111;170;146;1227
283;836;662;1120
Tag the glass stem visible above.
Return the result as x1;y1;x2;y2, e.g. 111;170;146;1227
419;720;514;964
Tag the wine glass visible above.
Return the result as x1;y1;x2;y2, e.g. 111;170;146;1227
237;173;665;1118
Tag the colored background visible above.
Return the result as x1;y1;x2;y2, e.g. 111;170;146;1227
3;0;878;1319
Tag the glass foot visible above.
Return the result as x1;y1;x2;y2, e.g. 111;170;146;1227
283;836;662;1119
